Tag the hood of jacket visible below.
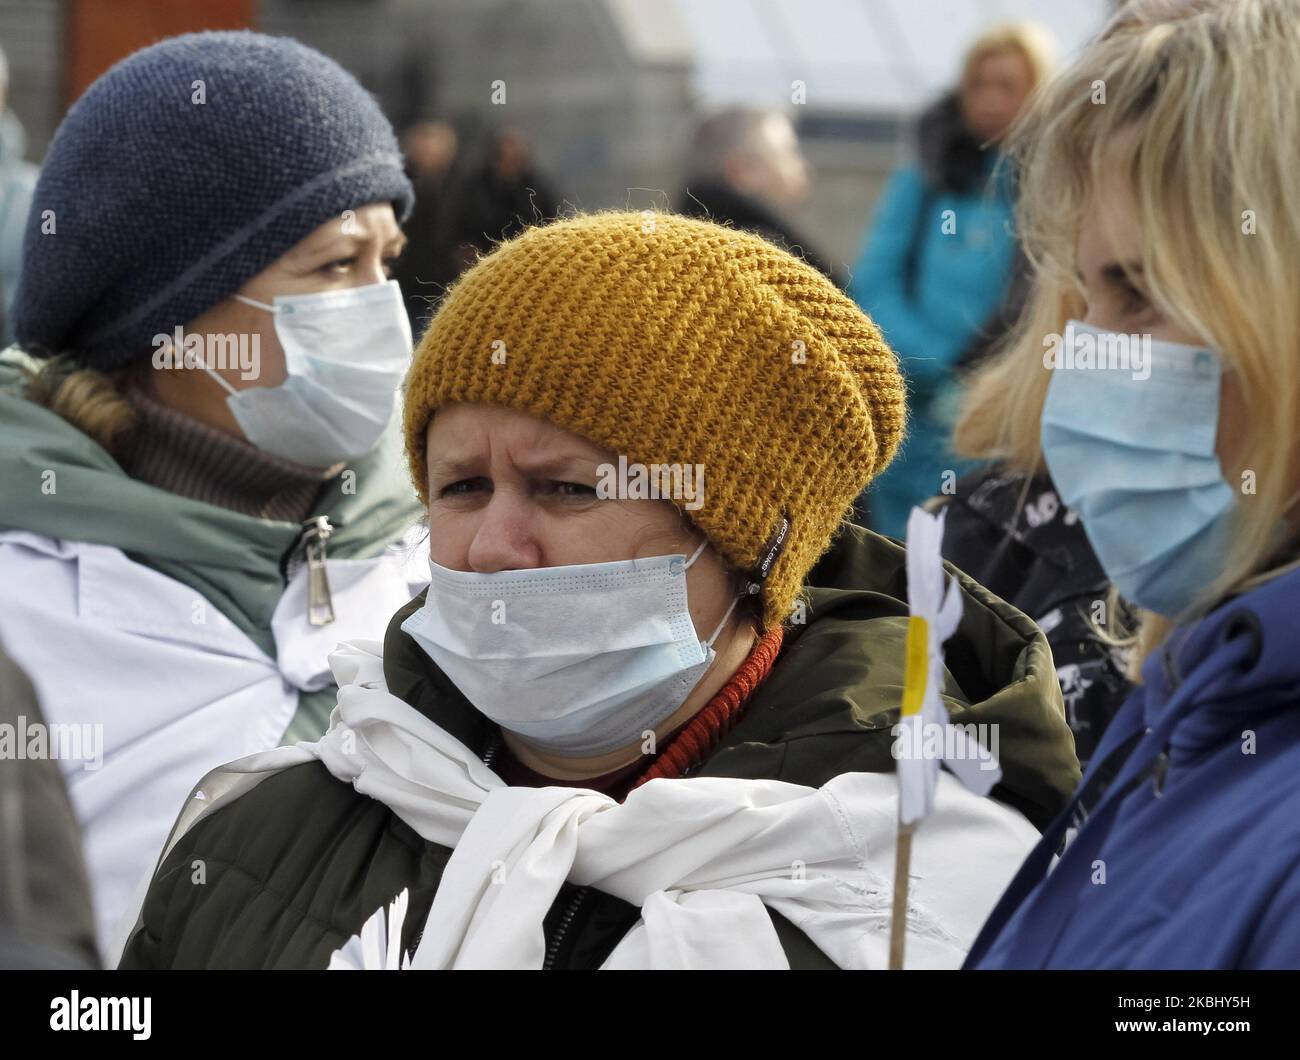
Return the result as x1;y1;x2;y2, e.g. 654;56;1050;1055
382;522;1081;832
0;353;420;655
675;179;842;285
968;559;1300;969
915;91;1003;196
1139;559;1300;757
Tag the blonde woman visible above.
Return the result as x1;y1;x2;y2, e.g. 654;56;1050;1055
964;0;1300;968
848;21;1056;537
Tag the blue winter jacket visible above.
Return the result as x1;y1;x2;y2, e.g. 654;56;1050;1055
848;156;1015;537
967;563;1300;969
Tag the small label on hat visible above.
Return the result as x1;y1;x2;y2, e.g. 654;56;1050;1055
746;512;791;593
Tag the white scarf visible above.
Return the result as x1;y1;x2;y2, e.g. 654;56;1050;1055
146;641;1039;969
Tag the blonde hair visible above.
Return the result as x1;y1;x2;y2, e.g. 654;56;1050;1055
22;355;140;460
954;0;1300;670
960;20;1058;98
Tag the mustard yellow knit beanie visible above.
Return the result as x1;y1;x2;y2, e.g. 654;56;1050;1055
404;210;905;630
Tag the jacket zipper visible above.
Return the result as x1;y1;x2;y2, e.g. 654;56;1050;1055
410;880;589;968
298;516;336;625
482;732;587;970
543;886;590;971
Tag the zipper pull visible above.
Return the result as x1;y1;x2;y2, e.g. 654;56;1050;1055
303;516;336;626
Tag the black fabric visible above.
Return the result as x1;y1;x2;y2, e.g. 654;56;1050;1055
935;467;1136;771
677;179;845;287
392;172;463;334
915;92;987;196
450;164;558;255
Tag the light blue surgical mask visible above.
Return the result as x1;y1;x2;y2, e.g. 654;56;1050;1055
206;279;412;466
1040;320;1235;618
400;540;741;758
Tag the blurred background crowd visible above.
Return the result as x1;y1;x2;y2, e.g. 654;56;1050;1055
0;1;1111;328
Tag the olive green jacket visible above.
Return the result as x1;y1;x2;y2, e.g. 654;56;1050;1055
120;524;1080;969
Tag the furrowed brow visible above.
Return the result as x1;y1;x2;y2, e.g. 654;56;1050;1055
514;454;601;479
426;455;484;481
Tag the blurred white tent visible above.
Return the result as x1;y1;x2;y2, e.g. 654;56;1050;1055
0;0;1117;262
635;0;1111;114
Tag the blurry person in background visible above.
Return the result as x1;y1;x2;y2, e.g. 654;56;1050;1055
965;0;1300;969
0;643;98;969
678;106;842;284
849;22;1056;538
450;125;557;270
393;119;461;335
0;32;423;960
0;42;38;345
934;21;1133;774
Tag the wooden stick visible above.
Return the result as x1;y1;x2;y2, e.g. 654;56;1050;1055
889;820;914;970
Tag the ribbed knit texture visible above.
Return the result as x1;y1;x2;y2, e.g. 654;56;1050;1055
15;31;413;369
123;389;335;521
403;211;906;629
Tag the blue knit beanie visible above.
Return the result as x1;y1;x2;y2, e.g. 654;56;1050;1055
14;31;414;369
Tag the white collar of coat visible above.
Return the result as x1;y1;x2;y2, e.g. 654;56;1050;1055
148;641;1038;969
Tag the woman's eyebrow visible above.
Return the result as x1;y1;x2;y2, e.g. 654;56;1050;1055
286;231;364;265
426;456;483;480
514;454;601;478
427;452;602;481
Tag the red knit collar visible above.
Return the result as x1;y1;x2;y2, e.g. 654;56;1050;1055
628;625;785;793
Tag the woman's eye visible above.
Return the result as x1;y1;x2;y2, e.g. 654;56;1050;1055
1113;275;1151;317
439;477;489;497
548;481;597;499
320;257;356;274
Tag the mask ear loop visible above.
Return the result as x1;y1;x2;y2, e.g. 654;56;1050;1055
681;538;744;648
158;331;239;398
705;593;741;648
203;292;278;395
197;344;240;398
683;538;710;570
233;293;276;313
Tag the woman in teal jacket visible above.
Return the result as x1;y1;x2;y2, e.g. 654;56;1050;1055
849;22;1053;538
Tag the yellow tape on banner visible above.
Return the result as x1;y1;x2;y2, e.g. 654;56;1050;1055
901;614;929;717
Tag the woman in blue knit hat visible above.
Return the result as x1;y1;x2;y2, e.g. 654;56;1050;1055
0;31;423;961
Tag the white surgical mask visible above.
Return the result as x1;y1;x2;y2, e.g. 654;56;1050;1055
205;279;412;466
400;539;741;758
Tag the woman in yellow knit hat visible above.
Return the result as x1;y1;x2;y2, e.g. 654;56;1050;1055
120;212;1078;970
